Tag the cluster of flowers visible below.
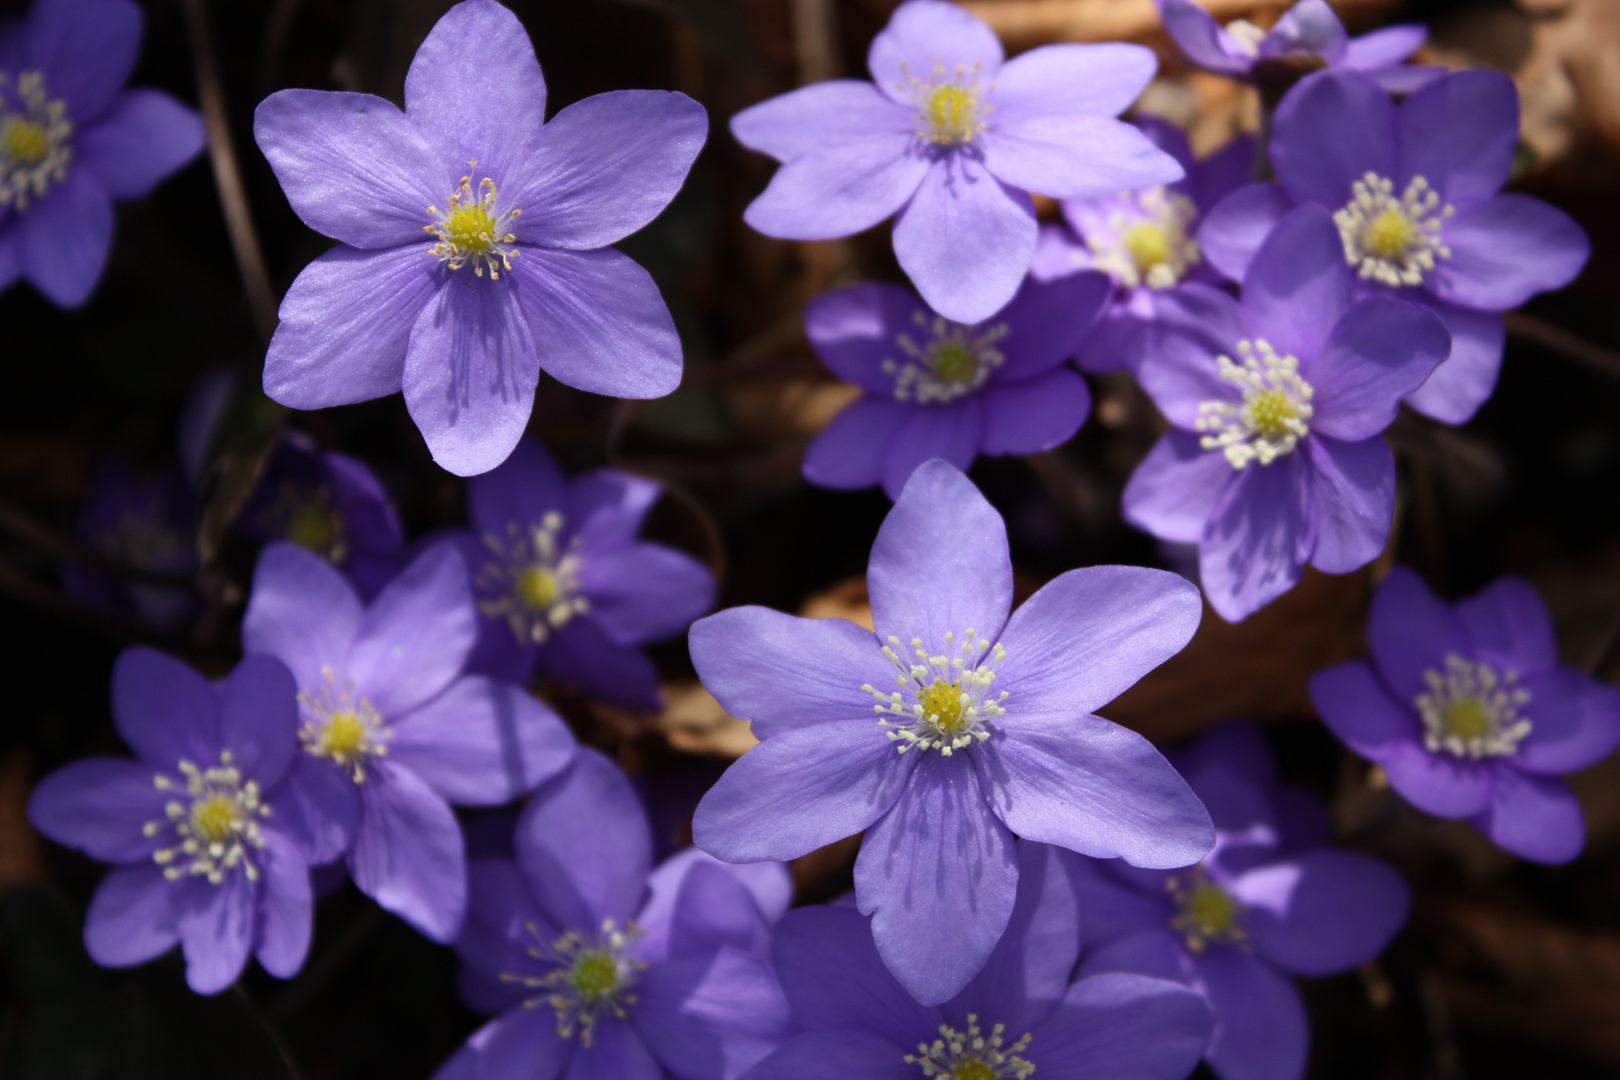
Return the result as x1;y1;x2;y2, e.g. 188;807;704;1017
14;1;1620;1080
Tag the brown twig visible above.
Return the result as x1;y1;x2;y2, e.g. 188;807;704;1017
0;502;195;587
1505;310;1620;381
179;0;279;344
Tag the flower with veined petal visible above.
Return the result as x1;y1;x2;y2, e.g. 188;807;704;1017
689;459;1213;1005
1311;568;1620;864
26;649;314;995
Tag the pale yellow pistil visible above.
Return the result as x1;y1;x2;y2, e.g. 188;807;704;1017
299;668;390;781
1334;172;1453;287
1087;187;1201;290
906;1015;1035;1080
2;116;48;165
1197;340;1315;468
866;630;1008;755
426;169;521;278
0;70;73;211
1169;870;1245;953
501;920;644;1048
146;753;269;885
905;61;991;146
885;313;1009;404
1415;654;1532;759
477;512;589;645
1123;221;1173;273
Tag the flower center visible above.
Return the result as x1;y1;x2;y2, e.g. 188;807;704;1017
146;753;270;885
0;71;72;212
885;313;1008;405
1415;653;1532;760
502;919;644;1048
425;168;521;278
904;61;990;146
1334;172;1453;287
1087;187;1202;289
96;509;184;571
906;1015;1035;1080
476;511;590;645
865;630;1008;755
285;500;344;559
1196;339;1314;468
1224;18;1267;56
1169;868;1245;953
298;667;390;781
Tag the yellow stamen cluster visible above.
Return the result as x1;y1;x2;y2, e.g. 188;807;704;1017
145;753;270;885
298;667;390;781
1168;867;1245;953
425;167;521;278
1415;653;1533;759
904;61;991;146
1334;172;1453;287
1088;186;1202;289
501;919;644;1048
1196;339;1315;468
865;629;1008;755
0;71;72;211
884;311;1009;404
906;1015;1035;1080
476;511;589;645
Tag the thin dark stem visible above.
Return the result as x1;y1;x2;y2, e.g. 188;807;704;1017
179;0;279;344
1504;310;1620;381
0;502;194;586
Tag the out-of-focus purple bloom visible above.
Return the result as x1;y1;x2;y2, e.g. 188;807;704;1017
27;648;313;994
0;0;204;307
802;273;1109;499
690;459;1212;1004
1157;0;1437;96
253;0;707;477
237;432;405;600
1199;68;1591;424
746;842;1213;1080
436;749;795;1080
445;437;714;712
1123;204;1449;622
62;456;198;631
242;540;576;941
1310;568;1620;864
1068;722;1409;1080
731;0;1182;324
1031;118;1256;375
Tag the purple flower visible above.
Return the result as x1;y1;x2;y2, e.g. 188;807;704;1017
242;540;577;941
746;842;1213;1080
446;437;714;712
1310;568;1620;864
0;0;204;307
436;749;795;1080
253;0;707;477
237;432;406;600
1068;722;1410;1080
802;273;1109;499
62;455;198;631
1030;117;1256;375
690;459;1213;1004
26;648;313;994
1122;203;1449;622
1199;68;1591;424
730;0;1182;324
1157;0;1437;95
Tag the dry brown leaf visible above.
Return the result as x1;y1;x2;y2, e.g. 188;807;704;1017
1101;565;1370;741
1441;899;1620;1063
958;0;1403;50
0;751;46;892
